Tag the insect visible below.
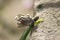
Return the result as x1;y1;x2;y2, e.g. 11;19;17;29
15;14;34;27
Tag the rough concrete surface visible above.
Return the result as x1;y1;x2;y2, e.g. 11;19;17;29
29;0;60;40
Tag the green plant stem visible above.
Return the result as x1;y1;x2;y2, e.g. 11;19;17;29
19;22;34;40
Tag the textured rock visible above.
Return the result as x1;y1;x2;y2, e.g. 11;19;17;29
29;0;60;40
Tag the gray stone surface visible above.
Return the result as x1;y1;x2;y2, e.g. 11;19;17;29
29;0;60;40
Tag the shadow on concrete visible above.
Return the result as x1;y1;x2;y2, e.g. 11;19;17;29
37;2;60;10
